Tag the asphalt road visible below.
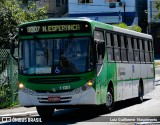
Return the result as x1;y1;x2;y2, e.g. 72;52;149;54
1;84;160;125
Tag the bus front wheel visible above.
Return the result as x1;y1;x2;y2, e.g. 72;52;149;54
106;87;114;111
36;106;55;120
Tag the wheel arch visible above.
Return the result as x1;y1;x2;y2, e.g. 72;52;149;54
107;80;114;93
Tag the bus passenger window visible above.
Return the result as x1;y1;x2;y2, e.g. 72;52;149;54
139;40;145;63
144;40;150;63
113;34;120;61
149;41;153;62
106;33;114;61
120;36;127;62
133;38;140;62
94;31;104;42
127;37;134;62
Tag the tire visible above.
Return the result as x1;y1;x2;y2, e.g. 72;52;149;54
106;87;114;111
36;106;55;120
136;83;144;103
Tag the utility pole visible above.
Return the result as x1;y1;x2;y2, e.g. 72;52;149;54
123;2;126;24
118;11;121;23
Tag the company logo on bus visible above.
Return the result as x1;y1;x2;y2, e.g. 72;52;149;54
118;67;126;76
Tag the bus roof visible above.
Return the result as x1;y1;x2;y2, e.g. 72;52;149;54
19;18;152;40
88;19;152;40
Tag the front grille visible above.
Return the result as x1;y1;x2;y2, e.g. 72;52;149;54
28;77;81;84
38;96;72;103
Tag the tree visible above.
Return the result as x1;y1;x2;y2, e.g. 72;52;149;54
114;23;142;32
155;1;160;20
0;0;48;48
128;25;142;32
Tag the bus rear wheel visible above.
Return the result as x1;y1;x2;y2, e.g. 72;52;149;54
36;106;55;120
136;83;144;103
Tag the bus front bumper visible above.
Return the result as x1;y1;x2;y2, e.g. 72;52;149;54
18;87;97;107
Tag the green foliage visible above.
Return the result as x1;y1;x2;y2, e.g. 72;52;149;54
128;25;142;32
155;1;160;20
113;23;142;32
0;0;48;47
114;23;128;29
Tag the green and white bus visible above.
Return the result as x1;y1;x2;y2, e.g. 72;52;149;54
12;18;155;118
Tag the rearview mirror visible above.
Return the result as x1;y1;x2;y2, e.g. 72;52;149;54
10;35;18;62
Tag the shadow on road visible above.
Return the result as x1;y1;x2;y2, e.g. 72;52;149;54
42;98;150;124
114;98;150;112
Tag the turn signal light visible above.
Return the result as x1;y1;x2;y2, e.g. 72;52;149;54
87;80;93;87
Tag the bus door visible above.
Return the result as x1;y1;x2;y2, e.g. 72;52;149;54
132;38;140;98
120;36;133;100
94;30;106;104
139;39;148;95
144;40;154;93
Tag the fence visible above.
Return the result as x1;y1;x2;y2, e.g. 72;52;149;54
0;49;18;109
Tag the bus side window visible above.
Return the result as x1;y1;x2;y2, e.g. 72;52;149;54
113;34;121;62
133;38;140;63
106;33;114;61
94;30;105;63
120;35;127;62
149;41;154;63
144;40;150;63
127;37;134;62
139;39;145;63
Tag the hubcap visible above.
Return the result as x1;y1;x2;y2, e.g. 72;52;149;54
107;92;113;106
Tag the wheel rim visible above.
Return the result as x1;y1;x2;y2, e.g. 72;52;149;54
107;92;113;107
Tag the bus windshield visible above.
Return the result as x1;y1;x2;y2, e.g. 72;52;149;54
19;37;94;75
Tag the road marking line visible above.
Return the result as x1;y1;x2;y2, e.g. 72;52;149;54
0;111;37;117
135;122;160;125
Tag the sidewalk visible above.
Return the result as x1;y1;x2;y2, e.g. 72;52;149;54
0;107;37;116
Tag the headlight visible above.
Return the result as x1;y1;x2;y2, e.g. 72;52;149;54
74;88;81;93
18;82;24;89
18;82;35;95
28;90;34;95
21;87;35;95
82;78;95;91
87;80;94;87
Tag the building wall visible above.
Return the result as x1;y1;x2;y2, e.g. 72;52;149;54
69;0;135;14
135;0;147;33
148;0;159;23
36;0;68;17
148;0;160;59
68;0;136;25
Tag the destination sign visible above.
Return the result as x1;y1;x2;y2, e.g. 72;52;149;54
19;21;91;36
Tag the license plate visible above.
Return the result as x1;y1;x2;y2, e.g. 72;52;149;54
48;96;60;102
